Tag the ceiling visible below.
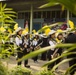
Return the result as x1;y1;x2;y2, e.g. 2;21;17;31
2;0;61;12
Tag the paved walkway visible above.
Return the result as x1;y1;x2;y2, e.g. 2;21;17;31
2;56;69;73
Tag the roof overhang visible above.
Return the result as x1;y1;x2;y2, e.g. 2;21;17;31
2;0;61;12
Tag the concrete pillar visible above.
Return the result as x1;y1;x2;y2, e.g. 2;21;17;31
67;10;69;28
30;4;33;34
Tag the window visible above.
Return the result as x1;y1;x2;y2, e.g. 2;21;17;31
60;10;67;18
47;11;51;18
56;10;60;18
22;13;25;19
50;11;52;18
33;12;37;18
37;12;41;18
52;11;55;18
43;11;47;18
18;12;30;19
18;13;22;19
25;12;29;19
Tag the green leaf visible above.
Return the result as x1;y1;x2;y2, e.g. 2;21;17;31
62;46;76;53
37;22;62;33
4;11;17;14
2;4;7;11
4;8;13;11
56;43;76;48
5;20;16;23
0;3;2;10
42;52;76;67
18;46;56;62
18;44;75;62
39;2;59;8
0;3;17;60
64;64;76;75
57;0;76;15
39;0;76;15
5;14;16;18
51;58;75;72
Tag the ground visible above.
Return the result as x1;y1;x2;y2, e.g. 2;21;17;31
2;56;71;75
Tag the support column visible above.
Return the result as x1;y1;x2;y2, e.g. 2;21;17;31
67;10;69;28
30;4;33;34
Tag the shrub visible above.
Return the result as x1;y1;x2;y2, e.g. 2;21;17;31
9;66;31;75
0;62;8;75
36;69;55;75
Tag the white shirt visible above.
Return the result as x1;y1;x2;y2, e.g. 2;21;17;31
49;40;56;51
15;37;22;46
32;40;38;46
24;39;29;45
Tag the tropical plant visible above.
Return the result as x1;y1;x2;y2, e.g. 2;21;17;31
39;1;76;75
18;42;76;75
39;0;76;15
0;2;17;59
36;69;55;75
0;3;17;26
0;61;8;75
17;10;76;74
0;1;76;75
0;2;34;75
9;66;31;75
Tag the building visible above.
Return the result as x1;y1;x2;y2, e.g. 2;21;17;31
2;0;76;32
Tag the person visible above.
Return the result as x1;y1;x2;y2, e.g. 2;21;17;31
56;33;64;54
32;33;42;63
47;30;57;70
65;32;76;75
41;34;48;61
55;33;64;69
22;32;31;68
15;27;23;65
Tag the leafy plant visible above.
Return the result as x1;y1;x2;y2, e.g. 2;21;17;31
0;1;76;75
0;61;8;75
18;43;76;75
64;64;76;75
39;0;76;15
0;2;17;59
37;22;63;33
0;3;17;26
9;66;31;75
36;69;55;75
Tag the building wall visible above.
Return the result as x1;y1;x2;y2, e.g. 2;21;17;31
33;19;44;31
70;18;76;25
14;17;76;31
15;19;25;28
